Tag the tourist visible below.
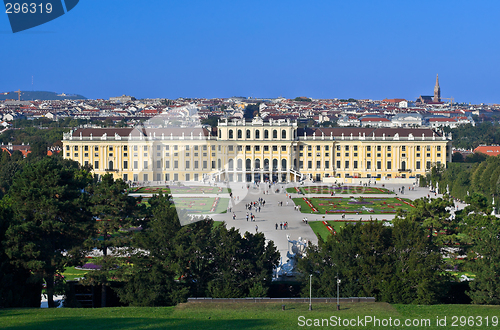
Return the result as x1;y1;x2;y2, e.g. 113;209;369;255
275;223;278;230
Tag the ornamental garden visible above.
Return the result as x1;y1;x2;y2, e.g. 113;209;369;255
294;196;414;214
286;185;393;195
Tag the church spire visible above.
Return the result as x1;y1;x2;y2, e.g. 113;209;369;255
433;74;441;102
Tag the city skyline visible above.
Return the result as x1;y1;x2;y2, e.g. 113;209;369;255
2;1;500;103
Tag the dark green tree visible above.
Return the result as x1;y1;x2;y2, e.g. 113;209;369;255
381;217;447;304
208;227;279;298
0;200;42;308
400;197;456;247
116;193;188;306
4;157;92;308
86;173;139;307
466;219;500;304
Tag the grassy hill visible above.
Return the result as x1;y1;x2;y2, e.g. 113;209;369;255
1;302;500;329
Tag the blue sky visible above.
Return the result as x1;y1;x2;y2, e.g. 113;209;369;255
1;0;500;103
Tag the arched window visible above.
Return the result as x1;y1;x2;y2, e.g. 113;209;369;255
108;161;113;170
273;159;278;170
228;159;234;170
246;159;251;170
218;159;222;170
401;161;406;171
293;159;297;170
264;159;269;170
255;130;260;139
273;130;277;139
237;159;242;170
255;159;260;169
246;130;251;139
282;159;287;170
282;129;286;139
229;129;233;139
238;130;242;139
264;130;269;139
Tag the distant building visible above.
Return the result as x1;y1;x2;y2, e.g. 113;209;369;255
434;74;441;102
417;74;442;104
473;146;500;157
391;113;423;127
63;119;452;183
337;115;359;127
360;116;392;128
109;95;135;103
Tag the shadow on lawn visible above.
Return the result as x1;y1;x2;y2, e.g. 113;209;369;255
0;317;275;330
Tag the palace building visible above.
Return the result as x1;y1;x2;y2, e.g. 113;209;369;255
62;118;452;183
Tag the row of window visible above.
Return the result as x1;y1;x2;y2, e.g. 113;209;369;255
67;144;213;152
331;160;434;170
335;145;441;152
122;173;199;182
227;129;289;140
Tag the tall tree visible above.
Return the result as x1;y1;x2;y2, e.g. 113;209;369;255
86;173;139;307
466;219;500;304
400;197;456;247
381;217;447;304
116;193;188;306
4;157;92;307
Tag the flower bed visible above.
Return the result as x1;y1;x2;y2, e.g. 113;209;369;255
396;197;415;208
210;197;220;212
303;197;318;212
295;197;414;214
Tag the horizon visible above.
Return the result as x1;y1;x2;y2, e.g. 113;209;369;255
2;1;500;104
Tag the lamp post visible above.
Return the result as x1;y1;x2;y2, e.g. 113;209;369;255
309;274;312;311
337;273;341;311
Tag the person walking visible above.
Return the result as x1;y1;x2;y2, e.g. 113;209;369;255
275;223;278;230
255;225;258;233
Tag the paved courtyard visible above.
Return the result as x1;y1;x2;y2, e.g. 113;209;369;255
134;180;467;265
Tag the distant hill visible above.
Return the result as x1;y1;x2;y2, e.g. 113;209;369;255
0;91;87;101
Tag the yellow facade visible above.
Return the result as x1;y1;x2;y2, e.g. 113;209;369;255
62;119;452;183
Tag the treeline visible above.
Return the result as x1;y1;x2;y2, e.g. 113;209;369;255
448;122;500;150
0;156;279;308
421;155;500;208
298;195;500;304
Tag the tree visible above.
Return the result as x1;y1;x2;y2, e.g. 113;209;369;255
208;227;279;298
4;157;93;307
0;200;42;308
116;194;188;306
200;116;220;128
400;197;456;247
244;104;260;120
381;217;447;304
86;173;139;307
298;221;392;300
466;219;500;304
452;152;464;162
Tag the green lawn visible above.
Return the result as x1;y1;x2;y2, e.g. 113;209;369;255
294;196;414;214
61;266;88;281
286;185;393;195
1;303;500;329
309;220;389;241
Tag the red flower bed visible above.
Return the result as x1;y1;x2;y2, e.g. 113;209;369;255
302;197;318;212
